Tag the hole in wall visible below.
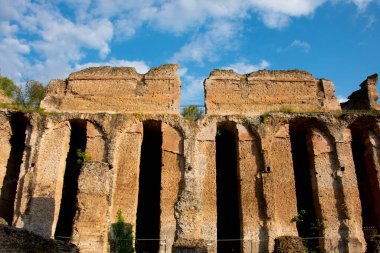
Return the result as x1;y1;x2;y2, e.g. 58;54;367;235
135;120;162;252
289;123;320;239
216;122;241;253
54;119;87;240
0;113;28;225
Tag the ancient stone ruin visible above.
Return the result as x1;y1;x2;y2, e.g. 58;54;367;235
0;64;379;253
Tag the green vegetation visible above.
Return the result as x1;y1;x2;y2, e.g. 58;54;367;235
260;112;270;123
110;210;135;253
0;74;47;110
291;210;323;253
291;209;306;223
15;80;47;109
181;105;203;120
0;76;19;98
76;149;91;165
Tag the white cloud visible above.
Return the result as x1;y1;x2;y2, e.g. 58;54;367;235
170;21;241;64
337;95;348;103
180;74;205;105
0;0;378;86
222;60;270;74
291;40;311;52
0;1;114;84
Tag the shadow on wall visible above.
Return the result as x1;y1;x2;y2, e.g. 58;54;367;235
28;197;56;237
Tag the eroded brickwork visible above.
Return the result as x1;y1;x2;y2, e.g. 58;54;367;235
0;66;379;253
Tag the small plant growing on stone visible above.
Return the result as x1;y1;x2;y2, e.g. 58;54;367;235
291;209;306;223
76;149;91;165
110;209;135;253
181;105;204;120
260;112;270;123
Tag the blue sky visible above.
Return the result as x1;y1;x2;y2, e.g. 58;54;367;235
0;0;379;105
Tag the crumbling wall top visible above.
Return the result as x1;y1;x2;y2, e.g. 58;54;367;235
205;69;341;115
41;64;181;114
341;73;379;111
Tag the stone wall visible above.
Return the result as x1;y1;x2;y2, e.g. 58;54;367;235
341;74;380;111
0;110;375;253
204;69;341;115
1;67;379;253
40;64;181;114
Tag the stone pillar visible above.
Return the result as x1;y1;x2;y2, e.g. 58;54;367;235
308;128;348;252
172;122;216;253
236;124;267;253
110;123;143;229
160;123;183;253
27;121;71;238
72;161;112;253
0;114;12;206
334;127;365;252
260;123;298;252
13;120;39;228
86;122;106;162
365;125;380;230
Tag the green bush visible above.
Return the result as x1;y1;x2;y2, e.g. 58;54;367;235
76;149;91;165
0;76;19;98
0;75;47;109
182;105;203;120
15;80;47;109
110;210;134;253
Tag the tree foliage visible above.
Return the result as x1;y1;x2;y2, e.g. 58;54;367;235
15;80;47;109
182;105;204;120
0;76;19;98
0;74;47;109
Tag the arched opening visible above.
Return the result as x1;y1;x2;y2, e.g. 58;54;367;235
135;120;162;252
0;113;28;225
216;122;241;252
289;122;320;239
55;119;87;240
350;121;380;240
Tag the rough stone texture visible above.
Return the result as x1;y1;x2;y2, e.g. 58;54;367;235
110;122;142;228
0;110;373;253
40;64;181;114
273;236;306;253
260;121;299;252
204;69;341;115
0;223;78;253
2;68;380;253
160;123;183;253
26;121;71;238
72;161;112;253
0;113;12;208
342;73;380;111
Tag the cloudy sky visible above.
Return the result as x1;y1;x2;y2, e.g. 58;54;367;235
0;0;379;105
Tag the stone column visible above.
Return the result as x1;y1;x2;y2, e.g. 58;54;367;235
160;123;183;253
13;118;39;228
172;122;216;253
0;114;12;197
110;123;143;229
308;128;348;252
260;123;298;252
72;161;112;253
27;121;71;238
236;124;267;253
334;127;365;252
